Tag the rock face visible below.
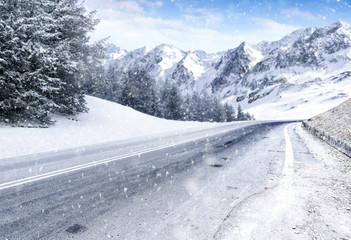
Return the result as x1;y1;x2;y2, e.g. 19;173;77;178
211;42;263;93
302;98;351;158
106;21;351;119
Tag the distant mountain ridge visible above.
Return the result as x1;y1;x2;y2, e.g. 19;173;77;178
106;21;351;119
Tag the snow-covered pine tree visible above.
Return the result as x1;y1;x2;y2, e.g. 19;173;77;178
224;103;236;122
0;1;23;123
245;112;254;120
201;92;214;122
160;80;182;120
0;0;57;124
80;40;107;97
181;94;192;121
45;0;101;115
236;104;254;120
0;0;102;125
99;63;124;103
120;70;157;115
190;92;205;121
236;104;245;121
168;83;183;120
211;97;224;122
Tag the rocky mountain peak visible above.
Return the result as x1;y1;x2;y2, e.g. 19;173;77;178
153;44;183;54
106;21;351;117
330;20;350;29
313;20;351;36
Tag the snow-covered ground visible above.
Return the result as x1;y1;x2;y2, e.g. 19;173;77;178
303;98;351;155
215;124;351;239
0;96;217;159
1;96;350;239
242;70;351;120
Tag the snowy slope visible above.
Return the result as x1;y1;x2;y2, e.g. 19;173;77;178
0;96;217;159
303;98;351;157
107;21;351;120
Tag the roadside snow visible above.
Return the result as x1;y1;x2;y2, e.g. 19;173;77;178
0;96;216;159
215;124;351;239
303;98;351;157
245;80;350;120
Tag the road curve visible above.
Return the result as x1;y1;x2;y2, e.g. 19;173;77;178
0;121;297;240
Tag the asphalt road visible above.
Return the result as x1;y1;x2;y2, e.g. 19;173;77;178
0;121;302;240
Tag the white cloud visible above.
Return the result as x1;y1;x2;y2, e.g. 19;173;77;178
182;8;224;27
251;18;299;37
84;1;301;53
90;13;238;52
84;0;239;52
280;8;316;21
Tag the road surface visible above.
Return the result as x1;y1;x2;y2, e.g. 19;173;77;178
0;121;312;240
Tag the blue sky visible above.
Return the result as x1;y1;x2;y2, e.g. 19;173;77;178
83;0;351;53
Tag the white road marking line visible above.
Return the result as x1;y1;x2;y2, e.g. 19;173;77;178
0;137;203;191
282;124;294;178
0;122;251;161
0;127;242;191
277;123;295;206
0;122;280;191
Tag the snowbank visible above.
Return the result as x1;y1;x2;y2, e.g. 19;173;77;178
0;96;216;159
302;98;351;157
215;124;351;239
245;78;351;120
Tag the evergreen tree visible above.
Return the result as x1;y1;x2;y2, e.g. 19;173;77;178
0;0;103;124
190;92;204;121
181;94;192;121
224;103;236;122
45;0;100;115
0;0;57;123
236;104;245;121
245;112;254;121
80;40;107;96
120;70;157;115
160;81;182;120
100;63;124;103
211;97;224;122
201;92;214;122
82;51;255;123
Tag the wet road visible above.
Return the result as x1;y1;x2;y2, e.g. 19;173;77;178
0;121;301;240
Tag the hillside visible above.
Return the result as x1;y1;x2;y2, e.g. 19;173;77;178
0;96;217;159
303;98;351;157
105;21;351;120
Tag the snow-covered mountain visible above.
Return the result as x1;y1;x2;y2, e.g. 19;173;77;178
106;21;351;119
